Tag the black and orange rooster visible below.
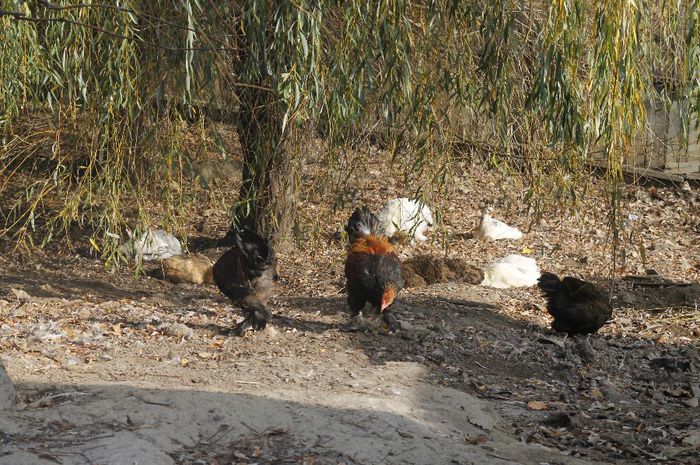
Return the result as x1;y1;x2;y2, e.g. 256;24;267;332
537;272;612;335
344;207;404;332
213;227;279;335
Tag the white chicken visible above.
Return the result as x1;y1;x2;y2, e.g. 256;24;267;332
377;198;434;242
476;207;523;240
120;228;182;261
480;254;540;289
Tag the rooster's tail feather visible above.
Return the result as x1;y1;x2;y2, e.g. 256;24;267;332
346;207;381;243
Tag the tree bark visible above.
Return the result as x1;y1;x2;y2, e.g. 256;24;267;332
235;85;295;249
0;357;14;411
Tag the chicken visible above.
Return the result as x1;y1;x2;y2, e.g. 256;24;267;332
480;254;539;288
344;207;404;332
537;272;612;335
476;207;523;240
212;227;279;335
121;228;182;261
377;198;434;243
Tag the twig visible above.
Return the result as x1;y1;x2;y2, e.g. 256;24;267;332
27;390;92;407
35;0;241;51
646;311;700;322
0;8;234;53
485;451;515;461
240;421;260;435
131;394;172;407
231;379;261;385
202;423;231;445
629;443;668;461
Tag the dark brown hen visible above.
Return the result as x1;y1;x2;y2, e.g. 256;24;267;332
213;227;279;335
344;207;404;332
537;272;612;335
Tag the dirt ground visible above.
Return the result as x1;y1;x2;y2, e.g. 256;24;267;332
1;137;699;464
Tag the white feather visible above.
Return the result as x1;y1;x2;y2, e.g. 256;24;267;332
377;198;434;242
480;254;540;289
121;228;182;261
476;207;523;240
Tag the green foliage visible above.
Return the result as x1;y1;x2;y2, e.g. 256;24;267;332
1;1;699;258
0;0;236;261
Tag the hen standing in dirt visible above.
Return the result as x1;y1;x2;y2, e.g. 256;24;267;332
537;272;612;335
213;227;279;335
344;207;404;332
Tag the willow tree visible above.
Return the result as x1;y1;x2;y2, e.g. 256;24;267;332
1;1;698;255
219;0;698;243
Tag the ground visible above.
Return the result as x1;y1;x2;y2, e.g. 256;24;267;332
1;136;699;465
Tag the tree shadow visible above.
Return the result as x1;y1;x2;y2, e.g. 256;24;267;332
2;260;698;464
0;271;153;301
186;235;232;253
0;379;584;465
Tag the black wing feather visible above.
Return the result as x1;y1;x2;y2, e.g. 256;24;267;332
537;272;612;335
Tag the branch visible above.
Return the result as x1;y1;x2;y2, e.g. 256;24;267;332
0;4;237;53
0;9;26;19
35;0;241;51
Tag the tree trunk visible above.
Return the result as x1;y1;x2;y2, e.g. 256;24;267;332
0;357;14;411
235;85;295;249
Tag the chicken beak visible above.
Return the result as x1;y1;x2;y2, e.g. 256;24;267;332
380;286;396;312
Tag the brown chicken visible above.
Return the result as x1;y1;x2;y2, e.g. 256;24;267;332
212;227;279;335
344;207;404;332
537;272;612;335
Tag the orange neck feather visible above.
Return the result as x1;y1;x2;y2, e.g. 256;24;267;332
350;235;396;255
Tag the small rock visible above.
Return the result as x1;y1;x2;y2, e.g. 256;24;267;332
650;357;691;372
599;379;625;403
400;321;417;331
539;412;572;427
263;325;279;338
575;338;597;362
10;288;30;302
158;322;195;339
683;397;699;408
682;430;700;447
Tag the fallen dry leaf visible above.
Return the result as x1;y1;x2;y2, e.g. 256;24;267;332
590;388;604;400
527;400;548;411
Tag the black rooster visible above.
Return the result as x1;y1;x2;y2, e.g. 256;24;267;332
344;207;404;332
212;227;279;335
537;272;612;335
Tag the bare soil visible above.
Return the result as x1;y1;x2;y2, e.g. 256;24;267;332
1;134;699;465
